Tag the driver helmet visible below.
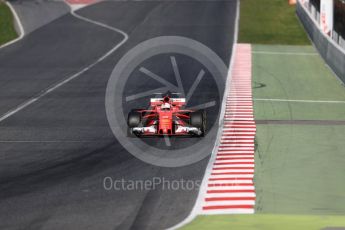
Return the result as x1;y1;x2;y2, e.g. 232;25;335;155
161;103;171;110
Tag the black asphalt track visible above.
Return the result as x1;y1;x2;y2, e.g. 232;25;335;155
0;1;237;229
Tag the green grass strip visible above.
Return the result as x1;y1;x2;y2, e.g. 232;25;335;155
181;214;345;230
239;0;310;45
0;2;18;46
252;45;345;120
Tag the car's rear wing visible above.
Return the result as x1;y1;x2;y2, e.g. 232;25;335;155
150;98;186;107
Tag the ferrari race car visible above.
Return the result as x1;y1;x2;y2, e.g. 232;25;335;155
127;96;206;137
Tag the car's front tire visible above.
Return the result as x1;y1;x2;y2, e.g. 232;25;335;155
190;110;206;136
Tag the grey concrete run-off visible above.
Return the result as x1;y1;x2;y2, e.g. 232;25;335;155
8;0;70;35
297;1;345;84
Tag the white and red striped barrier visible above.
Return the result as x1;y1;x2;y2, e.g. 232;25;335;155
200;44;255;215
65;0;98;11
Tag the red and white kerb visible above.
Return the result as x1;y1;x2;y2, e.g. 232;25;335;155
200;44;255;214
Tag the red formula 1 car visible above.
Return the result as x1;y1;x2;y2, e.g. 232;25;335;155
127;96;206;137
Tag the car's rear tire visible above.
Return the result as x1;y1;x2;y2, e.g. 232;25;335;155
128;111;141;128
190;110;206;136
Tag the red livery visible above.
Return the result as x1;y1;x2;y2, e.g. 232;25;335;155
127;96;206;137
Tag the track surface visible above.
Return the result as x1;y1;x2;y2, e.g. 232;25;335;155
0;1;237;229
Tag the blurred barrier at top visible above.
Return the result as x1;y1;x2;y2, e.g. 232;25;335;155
297;0;345;84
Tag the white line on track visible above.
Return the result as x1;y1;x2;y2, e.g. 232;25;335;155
254;98;345;103
0;8;129;123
